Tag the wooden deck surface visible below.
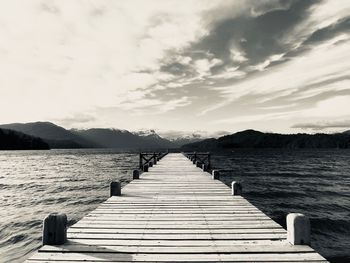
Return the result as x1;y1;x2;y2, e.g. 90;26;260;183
25;153;328;262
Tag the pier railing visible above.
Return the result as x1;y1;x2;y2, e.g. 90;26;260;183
183;151;211;170
139;152;168;171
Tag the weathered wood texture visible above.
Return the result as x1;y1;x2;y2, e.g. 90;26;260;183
25;153;328;262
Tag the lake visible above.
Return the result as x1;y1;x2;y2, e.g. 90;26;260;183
0;149;349;262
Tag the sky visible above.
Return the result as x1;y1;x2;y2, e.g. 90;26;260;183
0;0;349;135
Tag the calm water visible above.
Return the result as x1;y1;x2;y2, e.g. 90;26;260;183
0;149;349;262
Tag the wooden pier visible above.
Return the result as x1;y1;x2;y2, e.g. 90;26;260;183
25;153;328;262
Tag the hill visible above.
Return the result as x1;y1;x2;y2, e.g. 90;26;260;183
0;128;49;150
0;122;96;148
73;128;175;149
181;129;350;150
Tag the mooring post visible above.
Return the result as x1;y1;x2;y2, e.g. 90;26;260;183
143;164;149;172
287;213;311;245
42;213;67;245
110;181;121;196
139;153;142;169
133;170;140;180
153;152;157;165
231;181;242;195
212;170;220;180
202;163;207;171
207;153;211;169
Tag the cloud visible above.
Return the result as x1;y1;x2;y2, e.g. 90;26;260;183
117;96;191;115
55;113;96;128
292;120;350;131
0;0;349;132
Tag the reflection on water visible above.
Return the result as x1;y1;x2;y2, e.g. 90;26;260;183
0;149;349;263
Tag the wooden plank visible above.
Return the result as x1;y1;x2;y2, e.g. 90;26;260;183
67;233;287;240
28;252;326;262
68;228;286;234
40;244;314;253
76;219;270;226
54;238;289;246
70;224;283;230
80;217;270;223
25;153;328;263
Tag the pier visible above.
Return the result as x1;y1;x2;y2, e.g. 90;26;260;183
25;153;328;262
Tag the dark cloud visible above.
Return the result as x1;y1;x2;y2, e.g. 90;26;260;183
304;17;350;45
285;16;350;59
157;0;323;87
292;120;350;130
120;0;350;127
160;62;191;76
163;1;316;67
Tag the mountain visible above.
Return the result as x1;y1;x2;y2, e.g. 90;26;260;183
133;129;177;148
181;129;350;150
0;122;176;149
0;128;49;150
156;131;206;147
0;122;95;148
168;136;203;147
73;128;175;149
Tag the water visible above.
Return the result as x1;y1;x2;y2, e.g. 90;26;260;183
211;149;350;263
0;149;138;262
0;149;349;262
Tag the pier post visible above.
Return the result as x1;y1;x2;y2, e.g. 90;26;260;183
202;164;207;171
110;181;121;196
287;213;310;245
149;161;153;167
133;170;140;180
231;181;242;195
195;161;201;167
42;213;67;245
212;170;220;180
153;153;157;164
208;153;211;169
139;153;142;169
143;164;149;172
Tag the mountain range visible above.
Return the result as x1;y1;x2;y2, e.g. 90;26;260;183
2;122;350;150
181;129;350;150
0;122;200;149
